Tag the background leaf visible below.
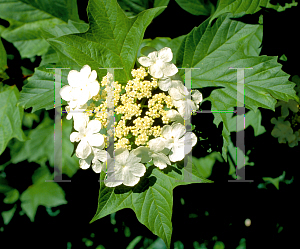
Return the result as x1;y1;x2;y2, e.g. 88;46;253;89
117;0;170;18
175;0;215;16
47;0;166;85
90;160;213;249
20;166;67;222
176;12;298;161
9;111;79;178
0;83;26;156
0;0;80;58
209;0;298;25
227;108;266;136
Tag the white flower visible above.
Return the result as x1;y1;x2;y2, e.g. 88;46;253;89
148;137;171;169
161;123;197;162
60;65;100;108
104;148;146;187
138;47;178;79
168;81;203;120
70;119;104;159
165;109;185;125
157;73;184;92
65;103;89;123
79;145;110;173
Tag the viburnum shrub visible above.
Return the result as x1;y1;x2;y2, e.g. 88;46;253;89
60;47;202;187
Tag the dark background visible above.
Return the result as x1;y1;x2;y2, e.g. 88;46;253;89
0;0;297;248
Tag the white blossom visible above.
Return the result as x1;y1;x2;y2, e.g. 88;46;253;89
168;81;203;120
138;47;178;79
60;65;100;108
148;137;171;169
79;145;110;173
161;122;197;162
70;119;104;159
104;148;146;187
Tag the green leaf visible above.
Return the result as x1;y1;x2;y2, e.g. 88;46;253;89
209;0;298;25
192;152;224;178
9;111;54;166
0;36;7;72
20;166;67;222
22;112;40;128
0;176;13;193
118;0;170;18
176;12;299;161
262;171;286;190
126;236;143;249
175;0;215;16
90;160;213;249
146;238;167;249
213;241;225;249
236;238;246;249
3;188;19;204
227;108;266;136
47;0;166;85
9;112;79;178
0;0;80;58
18;65;69;112
0;83;26;156
227;136;254;178
1;204;17;225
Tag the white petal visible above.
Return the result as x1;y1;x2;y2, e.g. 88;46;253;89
178;132;197;148
169;87;184;100
127;152;142;165
88;81;100;98
93;148;109;162
87;133;104;147
76;139;91;159
148;137;166;153
123;173;140;187
79;153;93;169
169;145;185;162
131;146;152;163
158;47;173;62
80;65;91;79
147;51;158;61
161;125;172;139
192;90;203;104
60;85;73;101
171;122;186;139
92;160;105;173
67;70;81;87
162;63;178;77
129;163;146;177
158;77;172;91
149;63;164;79
115;149;129;166
151;152;171;169
73;117;87;133
70;132;81;142
138;56;153;67
86;120;102;134
166;109;184;124
89;70;97;82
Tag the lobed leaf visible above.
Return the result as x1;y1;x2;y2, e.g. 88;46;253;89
0;0;80;58
91;159;213;248
176;12;299;161
0;83;26;156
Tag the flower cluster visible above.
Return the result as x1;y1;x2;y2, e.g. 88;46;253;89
60;47;203;187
